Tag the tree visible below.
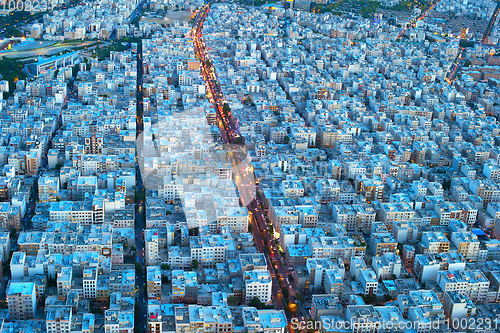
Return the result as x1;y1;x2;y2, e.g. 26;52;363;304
268;223;274;236
227;295;237;306
248;297;271;309
134;262;142;274
161;264;170;270
222;103;231;117
5;27;24;38
283;136;290;144
191;259;199;270
166;210;173;215
282;287;289;299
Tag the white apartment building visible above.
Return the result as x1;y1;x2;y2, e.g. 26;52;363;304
190;235;228;267
7;282;36;320
147;266;161;300
345;162;367;179
242;307;287;333
420;232;450;254
83;267;98;299
437;270;490;303
414;254;441;284
450;232;481;262
172;270;198;303
371;252;402;280
308;236;365;263
281;180;304;198
159;176;184;201
379;202;415;225
145;229;159;265
316;179;340;202
306;258;336;292
216;207;248;233
10;251;25;280
38;176;60;202
0;232;10;263
359;269;379;295
168;246;192;269
46;306;72;333
57;267;73;299
244;270;272;304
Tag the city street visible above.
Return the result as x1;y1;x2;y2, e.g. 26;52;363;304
135;23;147;332
191;4;304;330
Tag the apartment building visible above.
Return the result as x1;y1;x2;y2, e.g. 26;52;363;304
57;267;73;300
216;206;248;233
332;204;376;233
437;270;490;303
359;269;379;295
7;282;36;320
46;306;72;333
175;305;234;333
244;269;272;304
451;231;481;261
242;307;287;333
420;232;450;255
83;267;98;299
147;266;162;300
308;236;366;263
371;252;402;280
109;267;135;298
370;232;397;256
145;229;160;265
172;270;198;304
38;176;60;202
190;235;229;267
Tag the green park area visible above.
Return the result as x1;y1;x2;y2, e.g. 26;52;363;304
0;58;26;98
312;0;433;18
